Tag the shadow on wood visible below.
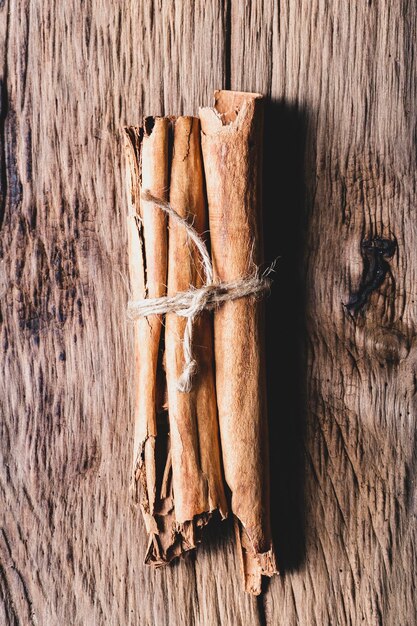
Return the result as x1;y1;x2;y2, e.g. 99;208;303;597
263;100;310;574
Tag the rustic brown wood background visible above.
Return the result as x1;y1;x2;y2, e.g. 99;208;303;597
1;1;417;624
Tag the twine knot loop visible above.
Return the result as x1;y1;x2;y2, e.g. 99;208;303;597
127;191;274;392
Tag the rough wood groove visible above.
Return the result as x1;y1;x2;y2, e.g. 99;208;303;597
1;1;417;625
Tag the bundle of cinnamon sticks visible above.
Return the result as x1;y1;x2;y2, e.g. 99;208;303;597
124;90;277;595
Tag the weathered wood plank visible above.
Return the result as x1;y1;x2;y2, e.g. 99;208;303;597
232;1;417;625
0;2;263;625
3;0;417;624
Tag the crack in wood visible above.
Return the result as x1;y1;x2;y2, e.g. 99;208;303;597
346;236;397;315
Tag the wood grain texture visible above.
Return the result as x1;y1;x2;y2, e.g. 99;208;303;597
232;2;417;625
1;0;417;625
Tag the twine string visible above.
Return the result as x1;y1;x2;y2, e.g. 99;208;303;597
127;190;273;393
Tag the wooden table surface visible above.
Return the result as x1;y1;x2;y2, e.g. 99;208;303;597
1;2;417;625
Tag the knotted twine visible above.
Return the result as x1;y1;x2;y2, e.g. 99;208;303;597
127;190;273;393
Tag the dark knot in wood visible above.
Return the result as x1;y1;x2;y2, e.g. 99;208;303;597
346;236;397;315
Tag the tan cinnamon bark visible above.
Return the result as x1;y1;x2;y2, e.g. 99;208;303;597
199;90;278;594
124;116;227;566
124;118;172;560
165;116;228;527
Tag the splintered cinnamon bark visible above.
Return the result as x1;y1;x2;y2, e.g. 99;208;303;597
124;115;227;566
199;91;277;594
165;116;228;529
124;118;172;560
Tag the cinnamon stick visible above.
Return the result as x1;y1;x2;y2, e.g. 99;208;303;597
165;115;228;529
199;90;277;594
124;118;172;560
